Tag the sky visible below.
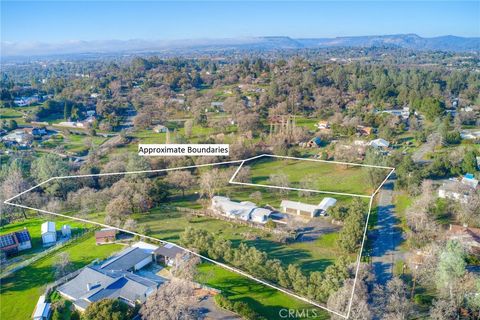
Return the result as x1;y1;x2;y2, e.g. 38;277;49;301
1;1;479;43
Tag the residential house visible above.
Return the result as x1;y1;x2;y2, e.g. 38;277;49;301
305;137;322;148
461;173;479;189
14;96;38;107
280;197;337;218
447;224;480;254
211;196;272;223
168;98;185;105
154;243;186;266
41;222;56;246
95;228;117;244
460;130;480;140
2;129;32;145
369;138;390;149
153;125;168;133
376;107;410;120
0;228;32;256
23;127;47;138
211;102;224;110
356;126;373;136
438;176;478;203
57;266;159;311
315;120;330;130
32;295;51;320
99;246;153;272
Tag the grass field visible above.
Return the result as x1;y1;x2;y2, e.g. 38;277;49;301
131;202;346;273
0;217;90;262
197;263;329;319
242;156;390;196
0;233;123;320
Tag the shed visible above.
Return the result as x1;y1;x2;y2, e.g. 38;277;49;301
61;225;71;237
369;138;390;149
41;222;56;246
318;197;337;215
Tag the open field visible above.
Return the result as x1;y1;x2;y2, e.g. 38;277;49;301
0;233;123;320
239;156;391;196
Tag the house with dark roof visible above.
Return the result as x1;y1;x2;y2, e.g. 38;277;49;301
154;243;187;267
0;228;32;256
100;247;153;272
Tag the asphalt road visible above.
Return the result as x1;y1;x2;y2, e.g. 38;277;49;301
370;178;404;286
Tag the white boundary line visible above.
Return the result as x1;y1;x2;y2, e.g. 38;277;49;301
229;154;392;198
3;154;394;319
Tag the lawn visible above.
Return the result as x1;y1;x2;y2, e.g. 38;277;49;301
0;233;123;320
131;199;346;273
197;263;330;319
241;156;391;196
0;217;90;263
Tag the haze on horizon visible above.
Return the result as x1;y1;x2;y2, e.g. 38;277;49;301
1;1;479;56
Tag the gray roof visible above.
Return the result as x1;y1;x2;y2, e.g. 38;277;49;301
100;247;151;271
57;266;158;308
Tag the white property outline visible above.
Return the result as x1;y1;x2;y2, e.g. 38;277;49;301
3;154;394;319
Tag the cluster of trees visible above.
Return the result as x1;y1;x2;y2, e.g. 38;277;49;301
395;147;478;195
331;199;368;253
82;299;136;320
413;241;479;319
214;294;265;320
180;227;351;303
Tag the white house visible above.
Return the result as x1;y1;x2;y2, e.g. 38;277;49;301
32;295;51;320
211;196;272;223
41;222;56;246
369;138;390;149
280;197;337;218
438;176;478;203
280;200;321;218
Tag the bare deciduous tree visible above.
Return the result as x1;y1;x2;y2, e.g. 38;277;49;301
140;279;201;320
166;171;196;197
54;252;72;280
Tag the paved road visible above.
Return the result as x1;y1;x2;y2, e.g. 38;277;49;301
370;177;404;286
411;133;439;164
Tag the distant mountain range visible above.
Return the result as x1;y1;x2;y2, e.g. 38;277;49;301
2;34;479;57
